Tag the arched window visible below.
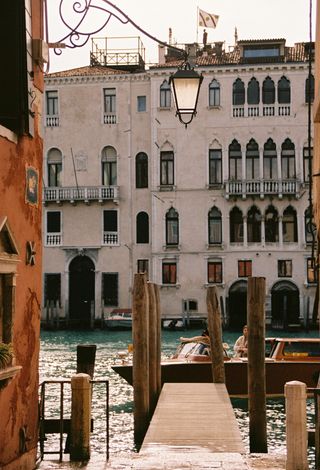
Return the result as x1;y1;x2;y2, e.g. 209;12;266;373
209;79;220;106
209;148;222;185
246;139;259;179
230;207;243;243
247;206;261;243
136;152;148;188
305;74;315;104
166;208;179;246
262;77;275;104
263;138;277;179
229;140;242;180
208;207;222;244
247;77;259;105
102;146;117;185
282;206;297;243
160;80;171;108
136;212;149;244
281;139;295;179
232;78;245;105
278;76;290;104
47;148;62;187
265;206;279;242
304;207;316;244
160;151;174;186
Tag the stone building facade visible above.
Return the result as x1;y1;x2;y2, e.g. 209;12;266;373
43;37;315;330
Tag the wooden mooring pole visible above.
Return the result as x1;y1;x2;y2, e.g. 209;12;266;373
70;373;91;461
206;286;225;383
148;282;158;415
247;276;267;453
154;283;162;398
132;273;149;447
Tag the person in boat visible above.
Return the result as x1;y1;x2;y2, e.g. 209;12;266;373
234;324;248;357
180;328;210;344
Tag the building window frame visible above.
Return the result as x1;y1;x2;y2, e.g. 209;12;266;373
209;149;222;185
307;258;318;284
278;259;292;277
102;272;119;306
136;152;148;188
208;207;222;245
208;260;223;284
209;79;220;107
165;208;179;246
238;260;252;278
162;260;177;285
137;95;146;112
160;151;174;186
160;80;171;108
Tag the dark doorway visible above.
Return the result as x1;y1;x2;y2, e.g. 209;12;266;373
69;255;95;328
228;280;247;329
271;281;300;329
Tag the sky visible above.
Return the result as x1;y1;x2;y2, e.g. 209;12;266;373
46;0;316;73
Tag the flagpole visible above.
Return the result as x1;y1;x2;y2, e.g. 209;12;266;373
196;6;199;44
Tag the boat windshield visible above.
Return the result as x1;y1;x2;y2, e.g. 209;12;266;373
282;342;320;358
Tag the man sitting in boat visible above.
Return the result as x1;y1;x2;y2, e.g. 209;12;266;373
234;325;248;357
180;328;210;345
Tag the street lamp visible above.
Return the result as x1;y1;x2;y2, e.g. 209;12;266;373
49;0;203;127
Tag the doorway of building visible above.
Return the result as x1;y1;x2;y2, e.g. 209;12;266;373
228;280;247;329
271;281;300;329
69;255;95;327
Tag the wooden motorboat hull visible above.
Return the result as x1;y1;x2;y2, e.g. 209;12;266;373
112;360;320;397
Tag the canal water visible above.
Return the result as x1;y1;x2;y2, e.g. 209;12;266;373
39;328;318;464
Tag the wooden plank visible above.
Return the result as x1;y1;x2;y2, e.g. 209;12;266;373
141;383;245;454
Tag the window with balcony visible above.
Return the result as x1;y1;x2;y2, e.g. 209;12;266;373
160;80;171;108
262;77;275;104
247;206;261;243
209;149;222;185
166;208;179;246
278;76;290;103
304;207;316;244
47;148;62;187
162;260;177;284
303;146;313;183
136;212;149;244
136;152;148;188
137;95;146;112
281;139;295;179
44;274;61;306
46;211;61;246
247;77;260;104
278;260;292;277
103;210;118;245
208;207;222;245
307;258;318;284
103;88;116;123
229;140;242;180
230;207;243;243
137;259;149;277
246;139;259;179
263;139;277;179
46;91;59;126
282;206;297;243
265;206;279;242
232;78;245;105
102;273;118;306
160;151;174;186
238;260;252;277
102;146;117;186
209;79;220;106
305;74;314;104
208;261;223;284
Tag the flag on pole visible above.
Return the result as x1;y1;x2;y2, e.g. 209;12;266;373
198;8;219;28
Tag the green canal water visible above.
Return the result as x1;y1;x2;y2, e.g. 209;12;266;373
39;328;319;463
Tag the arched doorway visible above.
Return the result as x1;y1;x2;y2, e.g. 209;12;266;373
228;280;247;329
69;255;95;327
271;281;300;329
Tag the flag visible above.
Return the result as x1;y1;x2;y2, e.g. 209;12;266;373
198;8;219;28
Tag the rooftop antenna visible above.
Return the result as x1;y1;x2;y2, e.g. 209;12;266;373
234;27;238;46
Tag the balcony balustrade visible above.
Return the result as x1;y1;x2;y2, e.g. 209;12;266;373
103;113;117;124
225;178;300;199
43;186;119;204
232;105;290;118
103;231;118;245
46;115;60;127
46;233;62;246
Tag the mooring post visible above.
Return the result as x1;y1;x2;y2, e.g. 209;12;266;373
77;344;96;379
154;283;162;398
132;273;149;447
70;373;91;461
148;282;158;416
248;276;267;453
206;286;225;383
285;381;309;470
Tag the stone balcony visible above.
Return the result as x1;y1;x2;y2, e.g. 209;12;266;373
225;178;301;199
43;185;119;205
232;104;291;118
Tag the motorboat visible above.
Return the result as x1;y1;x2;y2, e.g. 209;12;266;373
104;309;132;329
112;337;320;397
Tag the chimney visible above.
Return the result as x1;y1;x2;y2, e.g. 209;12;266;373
214;41;223;57
169;28;172;45
158;44;166;64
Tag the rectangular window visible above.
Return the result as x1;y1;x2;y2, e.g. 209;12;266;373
160;151;174;186
0;274;14;345
103;88;116;113
278;260;292;277
137;259;149;278
162;261;177;284
46;90;59;115
281;154;295;179
47;212;61;232
137;96;146;112
102;161;117;186
102;273;119;306
238;260;252;277
48;163;62;187
303;147;313;183
44;274;61;304
208;261;223;284
103;210;117;231
307;258;318;284
263;154;277;179
209;150;222;184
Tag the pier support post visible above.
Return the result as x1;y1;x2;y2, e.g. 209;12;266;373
285;381;309;470
154;283;162;398
70;373;91;461
132;273;149;447
206;286;225;383
148;283;158;415
248;276;267;453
